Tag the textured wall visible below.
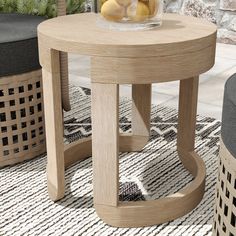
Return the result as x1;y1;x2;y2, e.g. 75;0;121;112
164;0;236;44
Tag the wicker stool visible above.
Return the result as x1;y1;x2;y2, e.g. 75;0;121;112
213;74;236;236
0;71;45;166
0;14;46;167
0;2;71;167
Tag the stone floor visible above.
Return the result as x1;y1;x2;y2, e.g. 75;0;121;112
68;43;236;120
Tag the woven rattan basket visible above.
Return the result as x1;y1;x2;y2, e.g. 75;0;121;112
213;137;236;236
0;1;70;167
0;70;46;167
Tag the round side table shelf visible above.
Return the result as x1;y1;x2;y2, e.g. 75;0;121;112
38;13;217;227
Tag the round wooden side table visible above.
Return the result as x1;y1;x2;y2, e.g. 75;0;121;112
38;13;217;227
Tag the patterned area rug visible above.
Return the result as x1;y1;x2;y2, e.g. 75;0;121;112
0;86;221;236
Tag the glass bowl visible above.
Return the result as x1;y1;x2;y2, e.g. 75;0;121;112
94;0;163;30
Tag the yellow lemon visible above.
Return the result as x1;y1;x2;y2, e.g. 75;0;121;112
100;0;108;7
116;0;132;7
148;0;159;17
101;0;125;21
127;1;150;22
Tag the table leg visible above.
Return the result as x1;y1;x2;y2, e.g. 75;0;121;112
117;84;152;152
92;82;119;207
177;77;202;176
131;84;151;149
42;49;65;201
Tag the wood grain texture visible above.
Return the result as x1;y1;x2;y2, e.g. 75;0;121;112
92;83;119;206
38;12;215;225
64;137;92;168
63;134;151;169
91;45;215;84
38;44;60;74
132;84;151;137
59;51;71;111
177;77;199;176
177;77;199;151
42;49;65;201
38;13;217;58
119;134;149;152
95;150;206;227
94;77;206;227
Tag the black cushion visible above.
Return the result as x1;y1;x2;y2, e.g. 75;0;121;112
221;73;236;158
0;13;45;77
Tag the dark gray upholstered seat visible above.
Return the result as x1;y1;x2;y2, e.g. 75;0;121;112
0;13;45;77
221;73;236;158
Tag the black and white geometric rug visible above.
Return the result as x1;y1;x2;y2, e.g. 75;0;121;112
0;86;221;236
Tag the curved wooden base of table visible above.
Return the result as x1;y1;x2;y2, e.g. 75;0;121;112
95;150;206;228
91;78;205;227
47;134;149;201
64;134;149;168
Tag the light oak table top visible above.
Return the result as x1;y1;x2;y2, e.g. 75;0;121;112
38;13;217;58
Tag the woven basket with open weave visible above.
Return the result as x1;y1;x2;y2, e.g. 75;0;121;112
0;71;45;166
213;138;236;236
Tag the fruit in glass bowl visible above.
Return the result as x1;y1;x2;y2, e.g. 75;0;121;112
101;0;126;21
100;0;159;22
